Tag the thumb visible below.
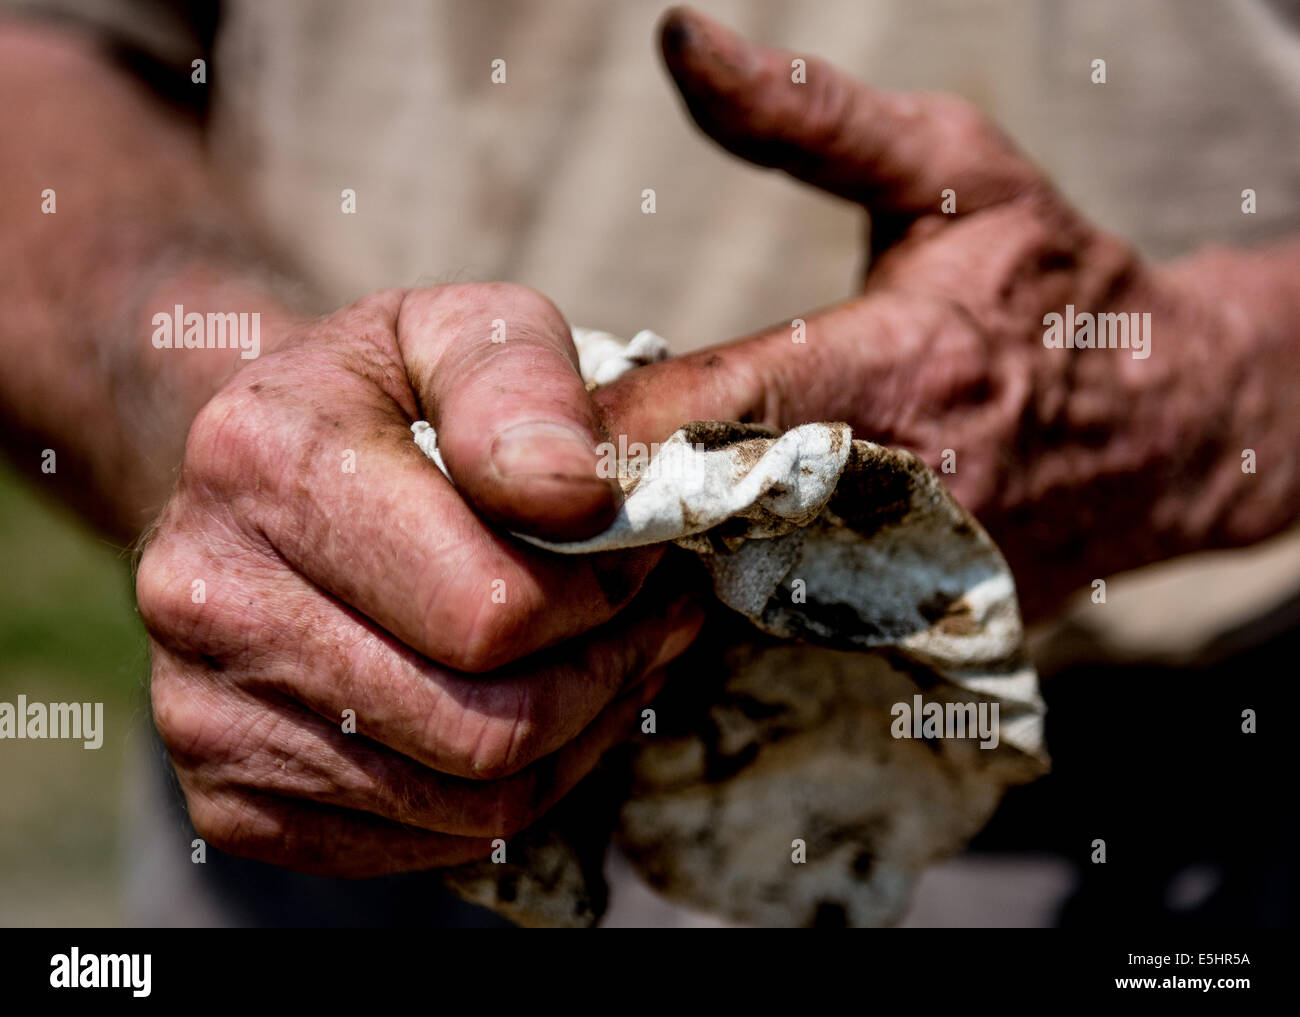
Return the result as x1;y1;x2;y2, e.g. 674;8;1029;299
659;6;1038;223
397;283;620;542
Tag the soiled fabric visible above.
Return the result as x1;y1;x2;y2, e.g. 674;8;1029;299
414;330;1047;927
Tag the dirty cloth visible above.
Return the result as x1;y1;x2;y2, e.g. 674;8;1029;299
412;328;1047;927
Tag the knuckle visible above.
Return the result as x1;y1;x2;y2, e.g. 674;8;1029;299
135;540;198;639
931;93;989;143
451;588;546;674
472;282;566;332
807;68;858;150
415;281;568;338
135;532;250;656
150;674;223;767
187;793;294;868
466;725;527;783
459;736;512;783
447;613;504;674
449;639;502;677
149;672;190;747
181;385;267;496
185;792;236;850
451;682;538;781
470;776;542;838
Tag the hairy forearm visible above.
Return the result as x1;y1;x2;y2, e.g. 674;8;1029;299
0;20;310;543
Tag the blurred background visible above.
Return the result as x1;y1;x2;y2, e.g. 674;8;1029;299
0;458;145;924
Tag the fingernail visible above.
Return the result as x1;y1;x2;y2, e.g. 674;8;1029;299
661;11;695;55
490;420;602;482
664;10;755;77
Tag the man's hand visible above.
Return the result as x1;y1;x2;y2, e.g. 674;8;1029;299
597;7;1300;618
2;21;702;879
136;283;703;876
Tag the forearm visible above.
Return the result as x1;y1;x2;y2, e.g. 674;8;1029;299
0;19;310;543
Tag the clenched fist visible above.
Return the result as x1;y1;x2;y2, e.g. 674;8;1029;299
136;284;703;876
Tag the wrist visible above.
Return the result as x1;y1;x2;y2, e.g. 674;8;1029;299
128;261;310;413
94;253;314;539
1147;246;1300;550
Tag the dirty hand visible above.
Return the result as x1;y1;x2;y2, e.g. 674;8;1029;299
137;283;702;875
597;6;1272;618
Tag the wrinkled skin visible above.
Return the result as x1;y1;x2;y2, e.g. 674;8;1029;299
133;7;1298;876
598;8;1288;619
137;284;703;875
